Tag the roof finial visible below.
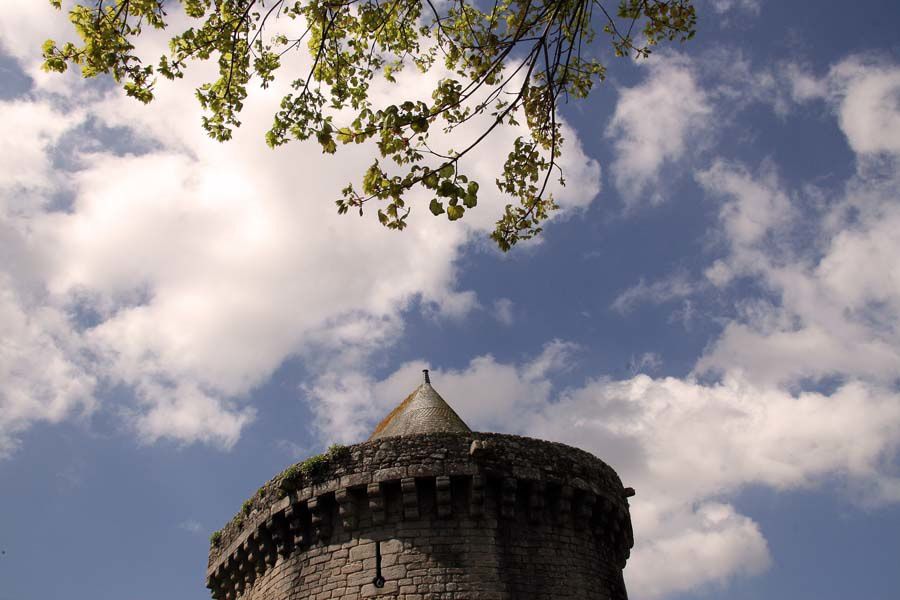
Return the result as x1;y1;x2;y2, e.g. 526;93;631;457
423;369;431;384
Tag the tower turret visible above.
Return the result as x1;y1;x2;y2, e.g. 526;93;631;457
207;376;634;600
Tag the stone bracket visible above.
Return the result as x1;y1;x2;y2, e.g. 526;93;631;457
308;495;332;542
336;487;357;530
401;477;419;521
367;482;385;525
435;475;452;519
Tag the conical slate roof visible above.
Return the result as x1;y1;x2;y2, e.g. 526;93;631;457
369;370;471;440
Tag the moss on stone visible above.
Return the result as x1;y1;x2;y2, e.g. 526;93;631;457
279;444;350;494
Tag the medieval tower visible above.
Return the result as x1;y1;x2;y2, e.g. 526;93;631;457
206;371;635;599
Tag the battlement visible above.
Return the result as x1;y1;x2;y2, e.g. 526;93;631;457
207;432;634;600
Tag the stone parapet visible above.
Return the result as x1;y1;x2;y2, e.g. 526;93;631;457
207;432;634;600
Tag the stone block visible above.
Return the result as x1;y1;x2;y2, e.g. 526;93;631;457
361;581;399;597
373;466;407;482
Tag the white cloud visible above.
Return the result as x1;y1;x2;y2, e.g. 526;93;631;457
302;370;389;445
626;502;769;598
627;352;662;375
787;57;900;157
606;53;713;206
178;519;203;534
335;54;900;599
3;10;898;600
705;0;762;16
695;160;900;387
702;160;794;248
0;4;601;452
0;101;83;212
540;375;900;503
0;276;96;457
492;297;515;326
306;340;579;443
275;438;313;459
349;350;900;598
611;272;697;314
828;59;900;157
0;99;96;456
604;56;900;390
128;381;256;449
784;63;829;103
604;48;829;208
529;371;900;594
522;338;579;380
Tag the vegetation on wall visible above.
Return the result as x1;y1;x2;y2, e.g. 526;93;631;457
209;443;351;549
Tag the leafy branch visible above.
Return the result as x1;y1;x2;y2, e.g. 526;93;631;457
43;0;696;250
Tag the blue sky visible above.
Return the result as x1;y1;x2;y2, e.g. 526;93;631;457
2;1;900;599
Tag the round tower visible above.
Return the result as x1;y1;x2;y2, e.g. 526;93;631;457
206;372;635;600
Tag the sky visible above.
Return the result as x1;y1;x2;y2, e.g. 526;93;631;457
1;1;900;599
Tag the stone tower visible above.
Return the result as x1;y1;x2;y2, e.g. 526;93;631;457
206;372;635;600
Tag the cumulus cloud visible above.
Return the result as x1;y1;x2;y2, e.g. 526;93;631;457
623;54;900;596
606;53;713;206
604;47;821;208
343;300;900;595
626;502;769;598
0;97;95;457
0;101;82;208
612;54;900;344
781;56;900;164
627;352;662;376
611;272;697;314
338;53;900;599
306;339;580;443
0;277;96;457
694;158;900;387
813;57;900;156
4;7;899;600
347;350;900;598
0;3;600;452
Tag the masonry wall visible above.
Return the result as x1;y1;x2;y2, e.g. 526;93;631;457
207;433;634;600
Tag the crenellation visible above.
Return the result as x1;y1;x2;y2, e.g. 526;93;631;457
243;536;260;582
469;474;484;517
401;477;419;521
285;501;305;550
557;484;573;525
232;550;246;596
527;480;545;523
499;477;517;520
336;487;357;531
309;495;333;542
208;427;634;600
257;524;276;569
366;482;385;525
435;475;452;519
575;490;596;527
267;513;286;559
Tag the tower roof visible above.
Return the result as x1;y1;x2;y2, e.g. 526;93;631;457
369;370;471;440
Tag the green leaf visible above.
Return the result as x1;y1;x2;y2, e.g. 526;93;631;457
447;205;465;221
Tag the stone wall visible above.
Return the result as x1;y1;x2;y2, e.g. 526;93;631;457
207;433;634;600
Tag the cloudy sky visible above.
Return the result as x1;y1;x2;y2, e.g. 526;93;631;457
2;1;899;598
